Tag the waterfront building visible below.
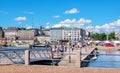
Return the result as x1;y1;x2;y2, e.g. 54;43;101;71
17;29;37;39
115;33;120;40
50;26;87;43
85;30;91;40
0;27;4;38
4;27;18;40
43;29;50;36
38;26;45;35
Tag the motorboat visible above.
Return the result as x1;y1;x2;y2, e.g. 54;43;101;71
91;56;97;61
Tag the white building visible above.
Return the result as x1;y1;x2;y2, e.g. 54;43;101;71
43;29;50;36
50;26;87;43
115;33;120;40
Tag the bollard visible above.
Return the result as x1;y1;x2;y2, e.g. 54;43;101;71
76;51;81;67
25;50;30;65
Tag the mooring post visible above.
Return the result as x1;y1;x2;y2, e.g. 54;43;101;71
76;51;81;67
25;50;30;65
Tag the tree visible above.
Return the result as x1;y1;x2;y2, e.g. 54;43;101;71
100;33;106;40
108;32;115;40
91;33;106;41
91;33;99;40
91;32;117;41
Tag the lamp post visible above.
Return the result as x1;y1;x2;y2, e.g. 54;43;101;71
79;36;82;48
68;33;71;63
107;34;108;40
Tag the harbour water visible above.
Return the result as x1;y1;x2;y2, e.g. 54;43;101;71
88;51;120;68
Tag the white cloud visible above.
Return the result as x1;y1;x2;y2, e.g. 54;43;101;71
86;25;94;32
77;18;91;24
64;8;79;14
14;16;27;21
46;22;51;29
46;26;50;29
53;15;60;18
23;11;34;14
26;25;32;29
52;18;91;28
0;10;8;14
53;24;70;28
95;25;102;29
94;19;120;33
94;28;101;33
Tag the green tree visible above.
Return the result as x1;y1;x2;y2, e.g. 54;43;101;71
108;32;115;40
91;33;99;40
91;32;117;41
91;33;106;41
100;33;106;40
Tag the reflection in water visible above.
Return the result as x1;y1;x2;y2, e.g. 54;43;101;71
88;51;120;68
106;50;113;54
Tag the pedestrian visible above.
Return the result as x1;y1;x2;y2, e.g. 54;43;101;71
65;46;67;52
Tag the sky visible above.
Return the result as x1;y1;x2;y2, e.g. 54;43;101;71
0;0;120;33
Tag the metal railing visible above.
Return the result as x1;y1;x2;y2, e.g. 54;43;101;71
0;48;52;65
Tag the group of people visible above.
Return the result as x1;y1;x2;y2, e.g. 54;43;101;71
46;41;93;56
51;44;82;53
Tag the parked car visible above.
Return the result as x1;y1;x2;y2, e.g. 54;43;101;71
105;43;114;47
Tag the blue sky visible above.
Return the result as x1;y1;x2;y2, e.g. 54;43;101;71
0;0;120;33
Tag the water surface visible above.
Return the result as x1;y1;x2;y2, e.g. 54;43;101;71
88;51;120;68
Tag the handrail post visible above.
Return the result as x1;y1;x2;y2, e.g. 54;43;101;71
76;49;81;67
25;50;30;65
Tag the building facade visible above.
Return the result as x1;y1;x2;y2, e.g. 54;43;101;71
50;27;87;43
43;29;50;36
4;27;18;40
0;27;4;38
115;33;120;39
17;29;37;39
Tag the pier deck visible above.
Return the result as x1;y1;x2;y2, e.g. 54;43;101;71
58;48;95;67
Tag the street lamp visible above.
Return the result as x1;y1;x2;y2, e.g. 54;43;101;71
79;36;82;62
68;33;71;63
79;36;82;47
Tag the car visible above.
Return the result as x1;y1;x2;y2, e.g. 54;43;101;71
105;43;114;47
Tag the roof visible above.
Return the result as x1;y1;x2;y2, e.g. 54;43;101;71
51;26;82;30
7;27;19;30
18;30;35;33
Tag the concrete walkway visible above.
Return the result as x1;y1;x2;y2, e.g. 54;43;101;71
0;65;120;73
58;47;95;67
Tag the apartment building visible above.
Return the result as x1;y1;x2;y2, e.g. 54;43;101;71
50;26;88;43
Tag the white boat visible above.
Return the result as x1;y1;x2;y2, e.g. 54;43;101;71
91;56;97;61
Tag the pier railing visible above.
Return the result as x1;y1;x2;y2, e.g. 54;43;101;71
0;48;54;65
